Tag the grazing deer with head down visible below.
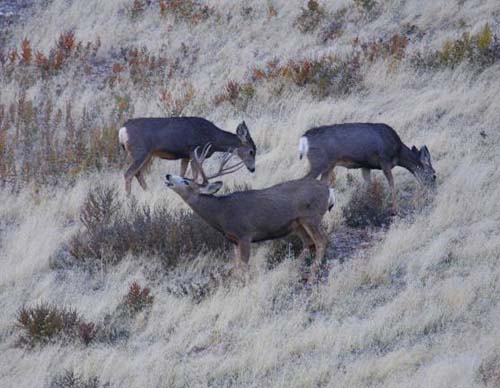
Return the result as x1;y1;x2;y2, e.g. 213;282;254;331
164;144;335;282
299;123;436;212
118;117;256;195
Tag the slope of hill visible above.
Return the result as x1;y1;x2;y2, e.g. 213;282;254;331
1;1;499;387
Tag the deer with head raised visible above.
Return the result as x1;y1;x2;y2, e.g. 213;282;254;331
299;123;436;212
164;144;335;282
118;117;256;195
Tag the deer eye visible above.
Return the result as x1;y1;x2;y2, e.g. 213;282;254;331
249;150;254;156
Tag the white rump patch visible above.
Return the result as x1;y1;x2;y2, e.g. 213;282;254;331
298;136;309;159
118;126;129;146
328;188;336;211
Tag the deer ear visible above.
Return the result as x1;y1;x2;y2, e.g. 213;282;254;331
200;181;223;195
419;145;431;163
236;121;249;142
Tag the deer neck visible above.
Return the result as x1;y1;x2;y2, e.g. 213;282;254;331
210;131;241;153
182;192;225;232
398;145;421;174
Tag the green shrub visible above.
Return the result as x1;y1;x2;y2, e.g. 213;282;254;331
411;24;499;70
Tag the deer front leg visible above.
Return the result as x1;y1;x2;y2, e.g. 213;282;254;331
233;238;251;279
382;165;397;214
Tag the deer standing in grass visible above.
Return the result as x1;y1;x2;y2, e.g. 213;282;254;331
164;144;335;282
118;117;256;195
299;123;436;212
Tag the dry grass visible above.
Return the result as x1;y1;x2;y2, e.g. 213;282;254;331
0;0;500;387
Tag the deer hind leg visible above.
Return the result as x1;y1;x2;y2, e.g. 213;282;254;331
306;149;330;180
124;152;150;195
135;154;153;191
295;226;314;263
320;165;336;186
381;164;397;214
301;221;328;283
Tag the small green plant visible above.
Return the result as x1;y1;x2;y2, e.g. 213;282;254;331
411;23;499;70
295;0;327;33
343;179;392;228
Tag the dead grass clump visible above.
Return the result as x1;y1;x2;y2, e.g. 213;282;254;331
213;80;255;110
4;33;100;83
354;0;378;14
319;8;347;42
16;303;97;347
343;179;392;228
159;0;213;25
411;23;500;70
249;56;362;98
358;34;409;63
66;185;231;270
295;0;327;33
49;369;107;388
0;98;124;188
158;85;196;116
267;235;304;269
107;46;170;89
122;281;154;314
477;353;500;388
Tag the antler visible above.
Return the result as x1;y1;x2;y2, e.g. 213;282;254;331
191;143;244;183
191;143;212;183
205;152;244;180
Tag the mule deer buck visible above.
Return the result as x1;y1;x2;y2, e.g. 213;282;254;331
164;144;335;282
119;117;256;195
299;123;436;212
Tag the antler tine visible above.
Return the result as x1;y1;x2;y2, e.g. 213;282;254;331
205;151;245;180
192;143;213;183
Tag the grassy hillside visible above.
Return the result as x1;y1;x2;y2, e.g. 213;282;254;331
1;1;499;387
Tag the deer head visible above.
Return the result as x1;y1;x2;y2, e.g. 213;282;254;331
410;145;436;186
165;144;243;198
234;121;256;173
